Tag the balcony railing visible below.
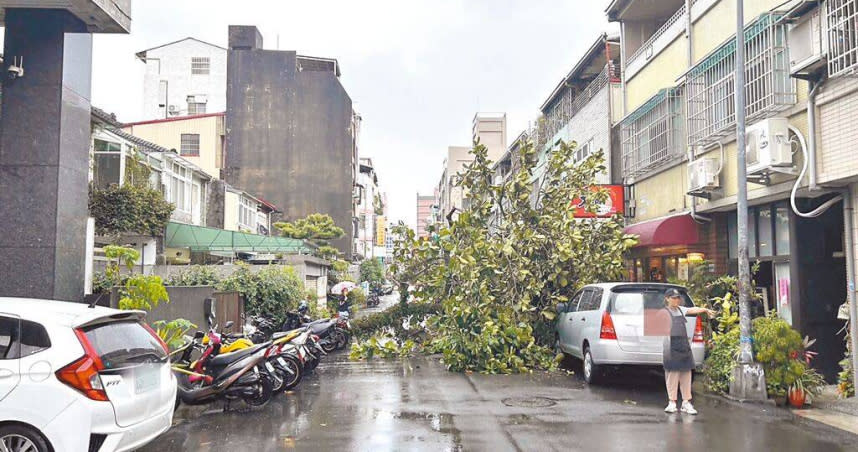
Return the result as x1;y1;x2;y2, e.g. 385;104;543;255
536;62;619;151
621;86;686;181
625;3;687;80
686;12;795;148
827;0;858;76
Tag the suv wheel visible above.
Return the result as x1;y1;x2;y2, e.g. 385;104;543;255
582;346;601;385
0;425;50;452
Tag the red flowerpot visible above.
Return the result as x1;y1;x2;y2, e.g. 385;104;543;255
788;387;806;408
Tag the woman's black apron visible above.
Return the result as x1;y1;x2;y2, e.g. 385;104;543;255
663;308;695;371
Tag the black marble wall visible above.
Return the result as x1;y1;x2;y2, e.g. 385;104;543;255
0;9;92;301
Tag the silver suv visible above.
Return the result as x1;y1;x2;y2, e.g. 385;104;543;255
554;283;705;384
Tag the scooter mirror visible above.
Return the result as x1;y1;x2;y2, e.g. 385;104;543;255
224;320;235;330
193;331;205;339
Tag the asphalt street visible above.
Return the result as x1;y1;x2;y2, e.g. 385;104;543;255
141;350;857;452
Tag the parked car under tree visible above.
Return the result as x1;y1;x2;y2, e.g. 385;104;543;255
554;283;705;384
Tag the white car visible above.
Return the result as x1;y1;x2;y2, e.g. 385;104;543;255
555;283;705;384
0;298;177;452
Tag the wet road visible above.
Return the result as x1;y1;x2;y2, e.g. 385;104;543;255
142;352;856;452
355;292;398;319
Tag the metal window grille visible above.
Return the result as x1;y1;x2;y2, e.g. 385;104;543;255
180;134;200;156
621;86;686;180
686;12;795;148
187;102;206;115
191;57;210;75
828;0;858;76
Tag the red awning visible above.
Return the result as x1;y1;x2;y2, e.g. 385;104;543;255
624;214;699;248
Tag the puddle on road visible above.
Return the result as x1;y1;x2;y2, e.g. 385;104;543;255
393;411;463;450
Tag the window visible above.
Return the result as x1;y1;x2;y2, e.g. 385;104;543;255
93;139;123;189
165;162;192;212
0;316;17;359
180;134;200;157
0;317;50;359
82;321;166;368
621;87;685;180
187;102;206;115
578;288;603;311
827;0;858;76
238;196;257;231
775;202;790;255
574;138;592;163
191;57;210;75
569;290;585;312
758;207;774;257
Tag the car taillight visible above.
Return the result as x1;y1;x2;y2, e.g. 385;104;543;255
142;322;170;354
56;329;108;401
692;316;705;343
599;311;617;340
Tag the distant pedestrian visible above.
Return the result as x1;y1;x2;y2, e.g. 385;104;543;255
661;288;715;415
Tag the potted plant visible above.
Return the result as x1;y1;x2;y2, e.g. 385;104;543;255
788;378;807;408
788;366;825;408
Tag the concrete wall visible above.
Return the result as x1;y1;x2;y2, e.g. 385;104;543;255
817;76;858;185
142;39;227;120
473;114;507;163
224;26;354;255
124;114;224;180
223;190;240;231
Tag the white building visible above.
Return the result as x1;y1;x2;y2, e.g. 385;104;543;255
136;38;227;120
356;158;381;260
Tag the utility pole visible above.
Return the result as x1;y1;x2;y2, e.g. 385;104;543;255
730;0;767;400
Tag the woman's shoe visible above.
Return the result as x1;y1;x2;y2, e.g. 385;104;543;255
664;401;678;413
681;401;698;415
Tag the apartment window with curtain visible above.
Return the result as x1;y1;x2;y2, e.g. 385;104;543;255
187;102;206;115
180;134;200;157
191;57;210;75
727;202;791;259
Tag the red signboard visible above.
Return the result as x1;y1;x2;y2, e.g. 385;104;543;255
571;185;625;218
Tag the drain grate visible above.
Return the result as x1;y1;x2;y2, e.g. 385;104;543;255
502;396;557;408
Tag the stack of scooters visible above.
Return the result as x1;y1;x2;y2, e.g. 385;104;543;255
170;301;351;410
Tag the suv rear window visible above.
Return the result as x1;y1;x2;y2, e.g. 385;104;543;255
83;321;166;369
608;287;693;314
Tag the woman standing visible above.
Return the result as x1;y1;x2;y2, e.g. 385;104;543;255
662;288;715;415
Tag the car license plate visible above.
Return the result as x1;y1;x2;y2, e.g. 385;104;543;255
135;366;160;395
265;361;275;373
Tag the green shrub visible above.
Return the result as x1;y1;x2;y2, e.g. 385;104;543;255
703;327;740;394
119;274;169;311
167;265;221;286
359;259;384;287
89;184;174;237
217;264;304;325
838;326;854;398
753;315;806;397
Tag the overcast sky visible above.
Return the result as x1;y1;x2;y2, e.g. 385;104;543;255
81;0;614;228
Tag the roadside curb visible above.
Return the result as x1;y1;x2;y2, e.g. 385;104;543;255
694;383;858;438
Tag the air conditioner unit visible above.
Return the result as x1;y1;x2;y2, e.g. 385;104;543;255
688;158;720;194
789;7;827;76
746;118;793;175
168;105;179;114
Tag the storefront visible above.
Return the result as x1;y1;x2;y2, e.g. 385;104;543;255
624;213;713;283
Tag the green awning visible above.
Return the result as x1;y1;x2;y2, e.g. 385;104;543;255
165;222;312;254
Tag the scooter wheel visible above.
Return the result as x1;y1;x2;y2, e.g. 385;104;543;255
244;371;274;407
279;355;303;390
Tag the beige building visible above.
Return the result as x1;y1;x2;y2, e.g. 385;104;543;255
123;112;225;180
472;112;508;163
437;146;474;222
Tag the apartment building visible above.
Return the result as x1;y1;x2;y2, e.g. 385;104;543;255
136;38;227;120
224;26;358;257
416;193;436;238
437;146;474;222
531;33;624;187
473;112;508;162
356;158;381;259
609;0;855;380
123;112;226;181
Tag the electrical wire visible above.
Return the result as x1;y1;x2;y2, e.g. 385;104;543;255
788;125;843;218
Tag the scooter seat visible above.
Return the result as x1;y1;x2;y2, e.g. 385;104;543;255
208;343;269;367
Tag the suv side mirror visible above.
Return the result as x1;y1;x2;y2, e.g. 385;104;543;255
557;303;567;314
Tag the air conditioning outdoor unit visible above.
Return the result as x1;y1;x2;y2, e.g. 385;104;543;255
688;158;720;194
788;7;827;76
746;118;793;175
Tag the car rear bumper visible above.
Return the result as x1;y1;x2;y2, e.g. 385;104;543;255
97;399;175;452
590;339;705;368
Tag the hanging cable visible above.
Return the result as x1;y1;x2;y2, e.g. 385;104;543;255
788;125;843;218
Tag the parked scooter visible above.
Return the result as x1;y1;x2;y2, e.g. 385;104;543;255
281;302;350;352
171;326;275;409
